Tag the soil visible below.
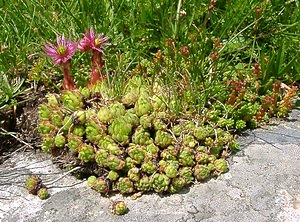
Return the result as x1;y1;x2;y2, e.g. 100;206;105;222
0;87;46;156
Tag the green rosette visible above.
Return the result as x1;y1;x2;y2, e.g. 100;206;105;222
208;154;217;163
207;163;215;172
109;102;126;118
168;177;186;193
150;173;170;193
164;161;179;178
107;155;126;171
39;120;55;134
183;121;195;131
135;175;151;191
171;124;183;137
38;104;51;120
178;167;194;184
61;90;84;111
108;116;132;145
153;118;167;131
195;152;209;164
146;143;159;159
98;136;115;151
193;127;209;142
116;177;135;194
72;124;86;137
131;126;153;145
141;160;157;174
25;175;42;195
91;177;109;194
112;201;128;215
41;134;55;153
85;109;97;120
152;94;167;111
97;106;112;124
107;143;123;156
194;164;210;181
67;134;83;153
183;134;197;148
107;171;119;181
154;130;174;148
209;141;224;157
178;147;195;167
160;145;178;161
54;134;66;148
196;146;208;153
124;110;140;128
134;92;153;117
78;86;90;99
214;159;228;173
85;118;106;144
128;167;140;182
37;188;49;200
121;89;139;106
127;145;146;164
73;110;86;125
87;176;97;187
124;157;136;171
139;114;154;129
78;144;95;163
95;149;109;167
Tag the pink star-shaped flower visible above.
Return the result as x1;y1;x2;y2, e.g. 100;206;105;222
44;34;77;65
78;26;110;55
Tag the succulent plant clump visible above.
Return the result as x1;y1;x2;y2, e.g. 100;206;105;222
37;188;49;200
112;201;128;215
37;75;247;196
25;175;49;199
25;175;43;195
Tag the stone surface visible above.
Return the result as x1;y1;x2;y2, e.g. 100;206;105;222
0;110;299;222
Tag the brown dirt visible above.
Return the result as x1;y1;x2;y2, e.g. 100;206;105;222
0;87;47;156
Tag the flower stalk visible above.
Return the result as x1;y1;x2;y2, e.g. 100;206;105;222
89;50;105;87
78;26;110;88
60;60;76;90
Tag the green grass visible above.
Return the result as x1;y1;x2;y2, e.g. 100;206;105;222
0;0;299;114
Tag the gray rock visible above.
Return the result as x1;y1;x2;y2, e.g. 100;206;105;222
1;110;299;222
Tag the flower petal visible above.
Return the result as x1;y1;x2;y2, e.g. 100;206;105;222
44;34;77;64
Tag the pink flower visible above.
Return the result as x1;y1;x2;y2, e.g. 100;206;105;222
78;26;110;55
44;34;77;65
43;34;77;90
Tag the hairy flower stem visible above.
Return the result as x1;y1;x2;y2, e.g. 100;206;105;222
88;50;105;88
60;60;76;90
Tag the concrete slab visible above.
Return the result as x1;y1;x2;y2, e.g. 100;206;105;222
0;110;299;222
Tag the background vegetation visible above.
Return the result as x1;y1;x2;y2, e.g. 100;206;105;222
0;0;299;126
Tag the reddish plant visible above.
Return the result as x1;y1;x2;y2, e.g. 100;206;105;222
209;0;216;11
226;81;245;105
179;46;190;57
210;51;219;61
253;62;261;79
